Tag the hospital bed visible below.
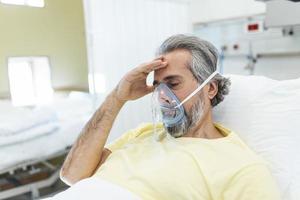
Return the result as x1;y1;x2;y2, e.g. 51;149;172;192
0;92;93;199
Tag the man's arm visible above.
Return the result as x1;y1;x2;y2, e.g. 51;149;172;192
60;58;167;185
60;89;125;185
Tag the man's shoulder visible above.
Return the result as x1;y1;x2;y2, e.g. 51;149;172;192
125;122;161;140
224;132;269;174
105;122;157;151
211;123;267;169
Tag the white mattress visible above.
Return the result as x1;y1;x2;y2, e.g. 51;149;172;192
0;116;90;171
0;105;57;136
0;92;94;171
0;122;59;147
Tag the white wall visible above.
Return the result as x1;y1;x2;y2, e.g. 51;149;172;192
190;0;266;24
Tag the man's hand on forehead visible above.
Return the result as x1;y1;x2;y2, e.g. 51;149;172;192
136;57;167;75
114;57;167;102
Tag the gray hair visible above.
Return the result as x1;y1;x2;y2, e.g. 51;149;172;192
156;34;231;107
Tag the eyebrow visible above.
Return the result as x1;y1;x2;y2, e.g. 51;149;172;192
153;75;183;86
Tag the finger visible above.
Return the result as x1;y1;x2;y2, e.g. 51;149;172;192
153;55;164;61
145;85;155;94
138;60;167;74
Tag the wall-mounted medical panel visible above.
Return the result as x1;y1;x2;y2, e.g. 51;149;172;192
194;15;300;79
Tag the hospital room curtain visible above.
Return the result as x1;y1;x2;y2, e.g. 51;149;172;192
83;0;191;141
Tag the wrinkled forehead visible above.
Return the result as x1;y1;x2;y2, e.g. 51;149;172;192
154;49;193;82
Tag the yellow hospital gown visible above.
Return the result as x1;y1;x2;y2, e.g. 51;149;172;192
93;123;281;200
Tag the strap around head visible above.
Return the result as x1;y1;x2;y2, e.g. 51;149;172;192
175;71;219;108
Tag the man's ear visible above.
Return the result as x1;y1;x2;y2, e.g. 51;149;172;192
207;81;218;100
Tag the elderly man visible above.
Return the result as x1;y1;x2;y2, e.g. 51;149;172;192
58;35;280;200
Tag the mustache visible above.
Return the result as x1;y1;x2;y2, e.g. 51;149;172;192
165;98;204;137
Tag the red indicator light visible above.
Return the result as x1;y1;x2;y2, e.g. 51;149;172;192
248;24;259;31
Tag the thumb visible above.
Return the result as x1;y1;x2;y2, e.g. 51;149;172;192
146;85;155;94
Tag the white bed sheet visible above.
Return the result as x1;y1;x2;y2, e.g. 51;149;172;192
0;92;94;171
0;122;59;147
41;177;140;200
0;115;90;171
0;105;57;136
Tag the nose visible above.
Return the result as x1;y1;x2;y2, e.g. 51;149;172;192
158;90;172;105
158;90;178;107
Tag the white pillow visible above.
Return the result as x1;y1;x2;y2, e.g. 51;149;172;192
213;74;300;200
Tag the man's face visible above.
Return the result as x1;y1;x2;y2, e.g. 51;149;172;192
153;49;211;136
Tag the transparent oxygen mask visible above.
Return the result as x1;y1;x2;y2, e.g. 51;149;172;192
151;71;218;141
151;83;185;141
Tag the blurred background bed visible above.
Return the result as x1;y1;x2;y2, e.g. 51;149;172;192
0;92;93;199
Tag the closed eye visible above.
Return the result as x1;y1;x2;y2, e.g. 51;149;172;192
167;83;179;89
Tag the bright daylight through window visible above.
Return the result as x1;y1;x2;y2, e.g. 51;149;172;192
8;57;53;106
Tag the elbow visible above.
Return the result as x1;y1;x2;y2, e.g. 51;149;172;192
60;168;75;186
59;163;95;186
59;168;84;186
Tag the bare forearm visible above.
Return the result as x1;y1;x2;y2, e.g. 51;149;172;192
60;88;125;185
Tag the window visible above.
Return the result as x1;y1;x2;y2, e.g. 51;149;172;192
8;57;53;106
0;0;44;7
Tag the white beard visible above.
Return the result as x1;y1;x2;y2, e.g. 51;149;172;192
164;97;204;138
